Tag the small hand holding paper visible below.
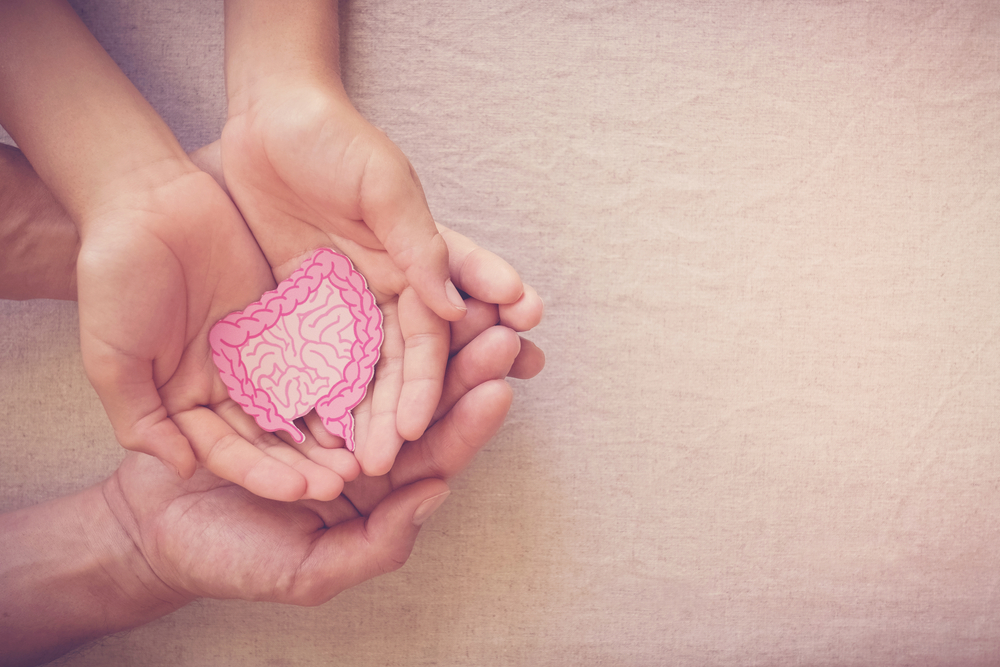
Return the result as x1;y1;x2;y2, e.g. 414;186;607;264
222;80;489;474
78;169;358;503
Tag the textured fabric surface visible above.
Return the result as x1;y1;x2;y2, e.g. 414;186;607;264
2;1;999;665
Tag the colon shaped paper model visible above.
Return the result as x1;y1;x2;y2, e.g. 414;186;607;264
209;248;383;451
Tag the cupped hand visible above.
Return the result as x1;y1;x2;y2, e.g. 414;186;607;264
329;224;546;474
218;82;542;475
77;164;358;502
105;321;529;604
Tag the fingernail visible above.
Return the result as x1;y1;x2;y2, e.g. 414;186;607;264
445;280;467;311
412;490;451;526
161;459;181;478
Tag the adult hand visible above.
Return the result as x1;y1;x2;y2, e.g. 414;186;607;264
105;322;532;604
0;318;542;667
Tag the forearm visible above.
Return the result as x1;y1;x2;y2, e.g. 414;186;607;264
224;0;344;116
0;0;191;227
0;143;79;300
0;482;187;667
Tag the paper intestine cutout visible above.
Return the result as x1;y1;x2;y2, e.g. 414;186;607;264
209;248;382;451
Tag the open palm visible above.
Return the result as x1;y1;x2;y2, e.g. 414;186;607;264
220;80;533;475
107;322;526;604
77;169;356;502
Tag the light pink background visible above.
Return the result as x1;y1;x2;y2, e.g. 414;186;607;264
2;1;999;665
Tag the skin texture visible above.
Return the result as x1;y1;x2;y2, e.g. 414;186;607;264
220;0;527;476
0;148;544;660
0;142;544;663
0;0;344;500
0;2;547;658
0;320;529;667
0;135;543;504
0;0;541;491
0;142;79;301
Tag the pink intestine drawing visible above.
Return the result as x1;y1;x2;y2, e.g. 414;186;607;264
209;248;383;451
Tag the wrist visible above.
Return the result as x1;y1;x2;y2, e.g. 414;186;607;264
73;155;203;238
226;67;349;124
0;482;189;665
98;471;195;615
0;0;191;226
86;482;192;623
228;73;349;128
224;0;344;118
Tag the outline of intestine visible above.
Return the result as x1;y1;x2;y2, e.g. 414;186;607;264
209;248;383;451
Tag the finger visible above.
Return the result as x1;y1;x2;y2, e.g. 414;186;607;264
283;420;361;488
509;336;546;379
449;298;501;354
172;406;308;502
304;410;346;449
360;150;465;322
499;283;544;332
291;478;450;606
391;379;513;489
344;388;372;454
275;426;357;501
396;286;449;442
438;225;525;306
435;326;520;422
449;305;544;380
215;402;356;501
81;341;197;478
355;301;405;477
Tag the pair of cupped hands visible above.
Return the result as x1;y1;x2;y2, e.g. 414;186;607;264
75;77;543;604
84;76;543;494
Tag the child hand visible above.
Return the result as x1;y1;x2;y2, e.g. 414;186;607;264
77;164;357;501
221;80;464;473
0;0;361;501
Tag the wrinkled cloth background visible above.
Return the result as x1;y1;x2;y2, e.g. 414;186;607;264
2;1;999;665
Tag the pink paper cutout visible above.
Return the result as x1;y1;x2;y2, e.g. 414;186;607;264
209;248;383;451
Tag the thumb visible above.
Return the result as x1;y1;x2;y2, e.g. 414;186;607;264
359;149;466;322
300;479;451;604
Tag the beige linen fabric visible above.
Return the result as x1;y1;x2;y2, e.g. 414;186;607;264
2;1;999;665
